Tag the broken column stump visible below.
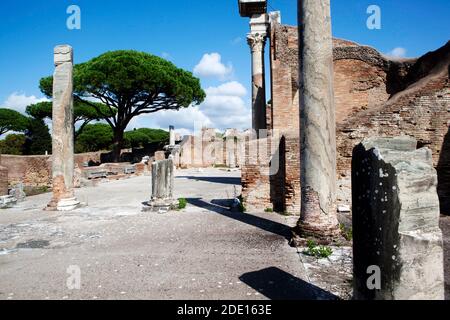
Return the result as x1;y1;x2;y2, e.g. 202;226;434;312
352;136;444;300
143;158;176;213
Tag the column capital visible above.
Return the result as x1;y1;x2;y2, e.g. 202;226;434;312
54;45;73;66
247;33;267;52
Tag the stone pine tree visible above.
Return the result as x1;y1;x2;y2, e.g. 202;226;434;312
39;50;205;162
0;108;29;136
26;101;114;139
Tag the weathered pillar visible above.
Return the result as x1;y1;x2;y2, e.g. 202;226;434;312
143;158;176;213
296;0;339;239
0;158;8;196
47;45;79;211
247;14;269;134
352;136;444;300
169;125;176;146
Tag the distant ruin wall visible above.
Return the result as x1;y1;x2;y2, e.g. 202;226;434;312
0;152;104;188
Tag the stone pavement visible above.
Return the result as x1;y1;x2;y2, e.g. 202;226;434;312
0;168;351;300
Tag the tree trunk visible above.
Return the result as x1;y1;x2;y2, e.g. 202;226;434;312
111;129;124;163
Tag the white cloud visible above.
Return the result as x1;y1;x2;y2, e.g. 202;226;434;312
386;47;407;58
193;53;233;80
205;81;247;97
127;81;251;135
2;92;49;114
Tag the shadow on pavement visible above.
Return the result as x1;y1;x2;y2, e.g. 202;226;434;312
186;198;291;240
177;176;241;185
440;216;450;299
240;267;338;300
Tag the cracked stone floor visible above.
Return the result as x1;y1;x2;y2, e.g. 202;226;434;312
0;168;352;300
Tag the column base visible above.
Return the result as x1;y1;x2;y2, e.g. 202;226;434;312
142;199;178;214
46;197;80;211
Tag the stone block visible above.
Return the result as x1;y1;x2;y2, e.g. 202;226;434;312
143;158;176;213
352;136;444;300
0;195;17;209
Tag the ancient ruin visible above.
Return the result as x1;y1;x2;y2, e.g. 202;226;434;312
240;0;269;135
352;136;444;300
295;0;340;239
0;156;8;196
144;158;176;212
0;0;448;302
46;45;79;211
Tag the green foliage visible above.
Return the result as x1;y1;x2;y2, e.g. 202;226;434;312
340;223;353;241
303;240;333;259
264;207;274;213
39;50;205;162
0;134;26;155
26;101;114;138
0;108;29;136
23;118;51;155
178;198;187;210
124;128;169;148
75;123;113;153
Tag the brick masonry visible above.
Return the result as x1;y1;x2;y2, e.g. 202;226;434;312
241;20;450;214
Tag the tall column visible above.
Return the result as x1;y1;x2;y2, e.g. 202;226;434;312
247;14;269;135
296;0;339;240
47;45;79;211
169;125;176;146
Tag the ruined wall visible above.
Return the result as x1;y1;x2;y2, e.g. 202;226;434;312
175;129;245;169
241;133;300;215
0;156;8;195
269;23;299;136
0;152;105;188
243;21;449;214
338;75;450;212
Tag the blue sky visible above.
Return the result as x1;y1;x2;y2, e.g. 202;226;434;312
0;0;449;134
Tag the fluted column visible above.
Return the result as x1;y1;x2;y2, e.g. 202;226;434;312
296;0;339;240
47;45;79;211
247;14;269;135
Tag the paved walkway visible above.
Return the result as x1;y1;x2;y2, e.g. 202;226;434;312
0;168;350;300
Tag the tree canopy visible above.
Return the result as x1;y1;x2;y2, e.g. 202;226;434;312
39;50;205;161
26;101;114;138
23;118;51;155
124;128;169;148
75;124;169;153
75;123;114;153
0;134;26;155
0;108;29;136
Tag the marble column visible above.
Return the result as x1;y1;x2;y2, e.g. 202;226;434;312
296;0;339;240
169;125;176;146
47;45;79;211
247;14;269;135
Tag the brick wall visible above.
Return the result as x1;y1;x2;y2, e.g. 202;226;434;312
337;75;450;213
0;164;8;196
243;21;449;214
0;152;105;189
241;133;301;215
